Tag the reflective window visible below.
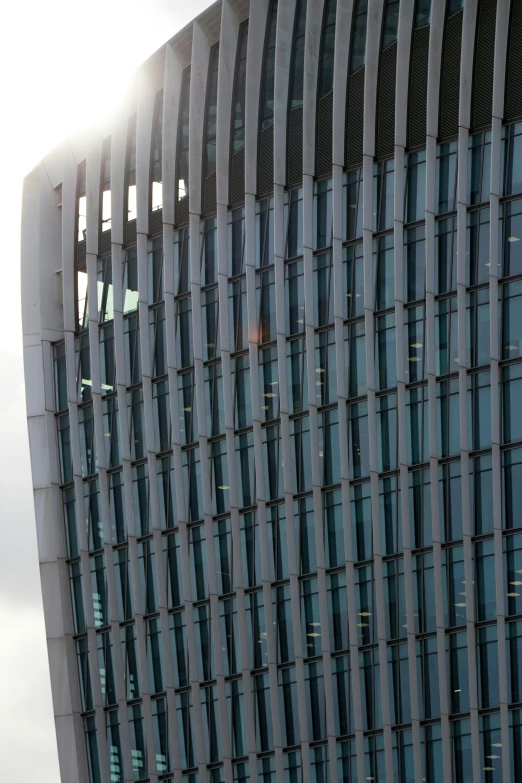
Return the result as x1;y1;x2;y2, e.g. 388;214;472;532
417;637;440;720
452;719;472;783
503;364;522;444
204;44;219;177
476;539;496;621
343;242;364;319
436;216;457;294
262;424;283;500
290;415;312;494
413;552;436;633
467;371;491;451
408;468;432;549
289;0;307;108
359;648;381;729
350;481;372;561
435;296;458;376
287;337;308;414
132;463;149;536
500;198;522;277
348;401;370;479
285;260;305;335
436;378;460;458
404;225;426;302
240;511;261;587
313;179;333;250
177;68;191;202
382;0;400;48
295;495;316;574
260;1;278;130
415;0;431;27
97;256;114;323
151;93;163;212
502;447;522;530
201;217;217;286
448;631;470;714
466;208;490;286
318;0;336;97
507;622;522;704
377;392;397;473
404;305;426;383
124;314;141;385
284;187;303;259
468;131;491;206
373;159;394;232
232;22;248;153
345;321;367;398
343;168;363;240
375;312;397;391
350;0;368;73
502;121;522;197
256;197;274;268
436;141;458;214
228;208;245;276
384;562;406;641
279;667;300;747
405;150;426;224
314;252;334;326
502;280;522;359
315;328;336;406
174;227;190;295
505;535;522;617
467;289;489;367
183;447;202;523
477;625;499;709
374;234;394;310
469;454;493;536
380;475;402;555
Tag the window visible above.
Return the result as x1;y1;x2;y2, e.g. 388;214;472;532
350;481;372;561
287;337;308;413
151;91;163;211
373;159;394;232
177;68;191;202
289;0;307;108
315;328;336;406
204;44;219;177
448;631;470;713
404;305;426;383
435;296;458;376
477;625;499;709
382;0;400;47
468;130;491;206
318;0;336;97
502;121;522;197
436;216;457;294
502;280;522;359
350;0;368;73
97;256;114;322
374;234;394;310
285;260;305;335
437;379;460;458
256;197;274;268
228;208;245;276
476;539;496;621
405;150;426;224
503;448;522;529
500;198;522;277
348;401;370;479
466;208;490;286
404;225;426;302
503;364;522;444
260;2;278;130
343;242;364;319
380;475;402;555
232;22;248;153
375;312;397;391
408;469;431;549
313;179;333;250
467;371;491;451
415;0;431;27
345;321;367;398
343;168;363;240
436;141;458;214
284;187;303;259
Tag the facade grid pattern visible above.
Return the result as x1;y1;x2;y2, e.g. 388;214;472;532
20;0;522;782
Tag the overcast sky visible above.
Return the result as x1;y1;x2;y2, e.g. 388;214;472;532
0;1;213;779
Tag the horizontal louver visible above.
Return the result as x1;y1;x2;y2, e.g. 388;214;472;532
258;123;274;196
471;0;497;130
346;68;365;168
439;10;463;140
376;42;397;158
287;105;303;185
408;26;430;148
505;0;522;120
203;171;217;217
230;147;245;206
316;92;333;177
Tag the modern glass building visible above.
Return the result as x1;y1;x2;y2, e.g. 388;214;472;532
21;0;522;781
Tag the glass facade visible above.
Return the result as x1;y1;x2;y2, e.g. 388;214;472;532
23;3;522;783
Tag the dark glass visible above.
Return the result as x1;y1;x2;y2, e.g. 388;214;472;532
382;0;399;48
318;0;336;97
436;216;457;294
260;2;278;129
204;43;219;177
415;0;431;27
350;0;368;73
289;0;307;107
232;22;248;152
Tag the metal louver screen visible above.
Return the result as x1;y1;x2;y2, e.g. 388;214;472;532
439;11;463;139
346;68;365;169
376;42;397;158
407;27;430;148
505;0;522;120
76;240;86;270
287;105;303;185
176;196;189;227
126;219;137;246
230;147;245;206
316;93;333;177
100;230;112;256
150;209;163;237
471;0;497;130
258;123;274;196
203;171;217;217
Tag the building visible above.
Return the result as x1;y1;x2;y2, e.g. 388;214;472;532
20;0;522;780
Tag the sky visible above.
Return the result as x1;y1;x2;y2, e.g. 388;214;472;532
0;1;213;779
